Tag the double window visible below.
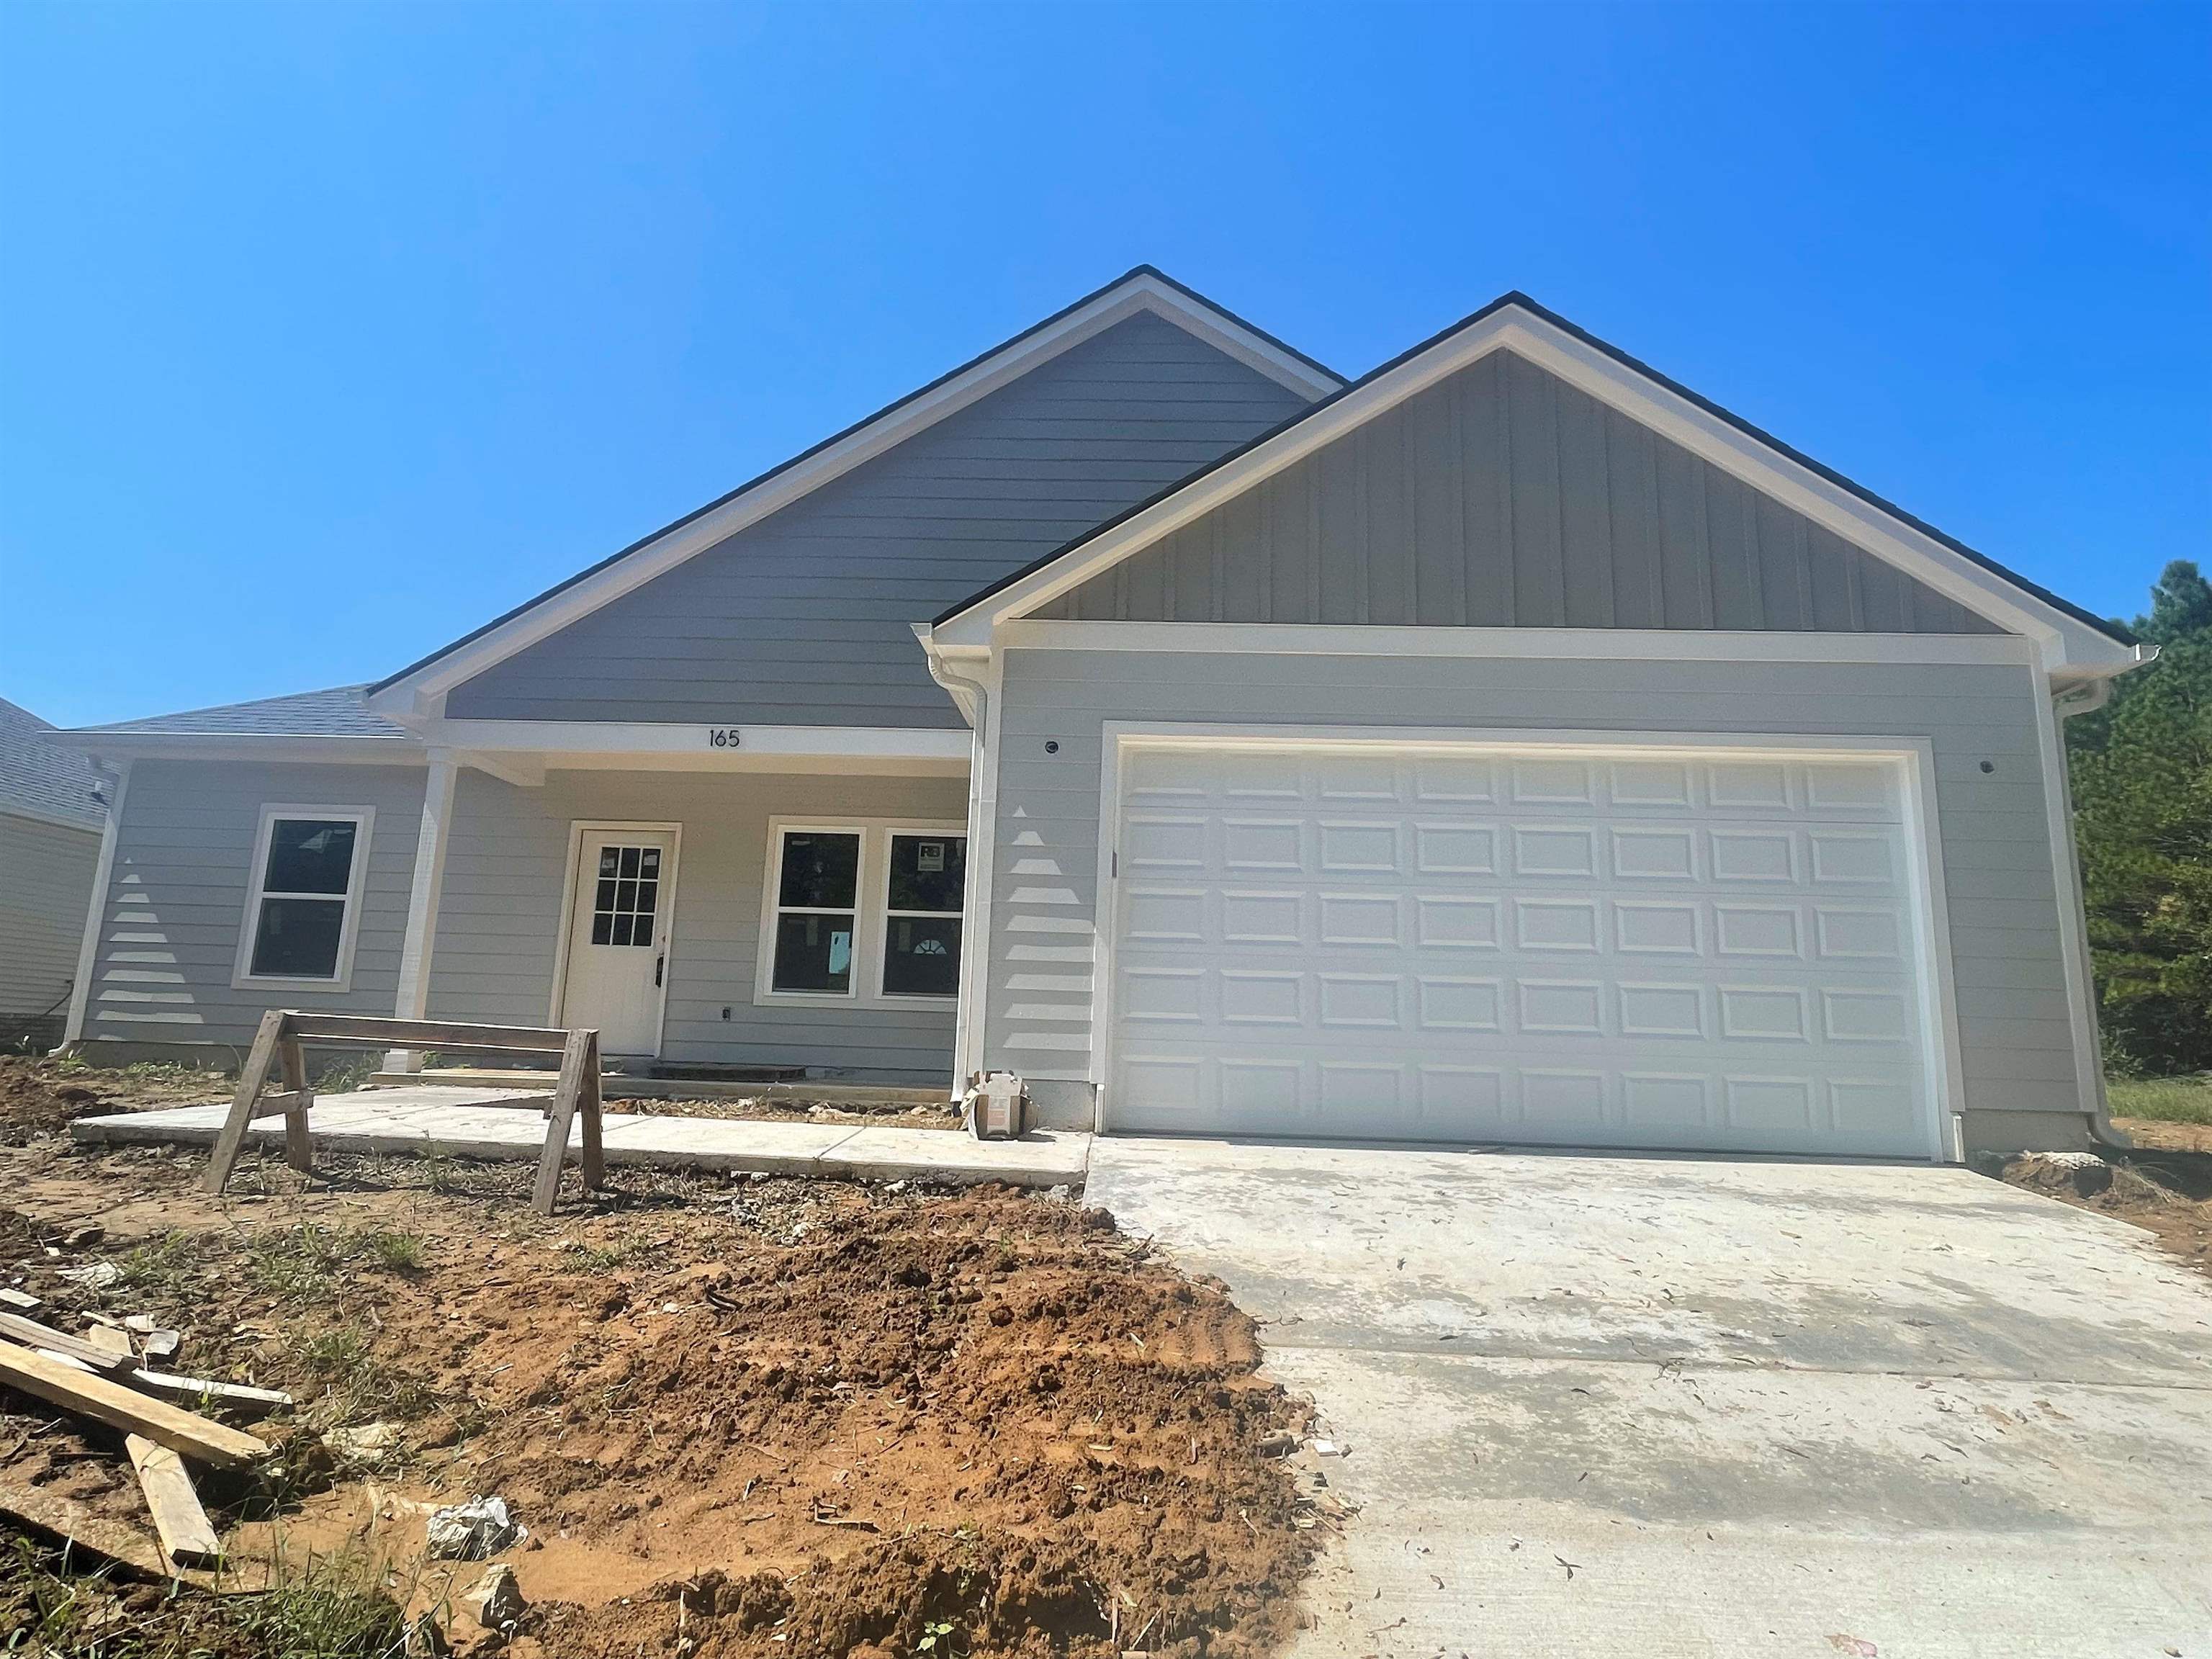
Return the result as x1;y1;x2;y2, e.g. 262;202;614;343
759;822;965;1003
235;806;374;989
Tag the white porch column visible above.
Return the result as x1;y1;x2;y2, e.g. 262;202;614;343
385;749;459;1073
58;760;130;1051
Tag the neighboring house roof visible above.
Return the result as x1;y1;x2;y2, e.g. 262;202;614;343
71;685;411;739
932;291;2139;665
366;266;1344;710
0;698;107;829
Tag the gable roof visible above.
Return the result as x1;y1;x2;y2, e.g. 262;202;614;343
366;267;1342;713
930;292;2139;673
0;698;107;829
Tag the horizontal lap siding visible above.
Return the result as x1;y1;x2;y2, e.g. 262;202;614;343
1035;351;2001;635
0;811;102;1027
428;769;968;1081
83;761;428;1049
445;315;1312;726
984;650;2084;1115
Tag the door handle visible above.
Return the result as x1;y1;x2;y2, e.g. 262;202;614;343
655;955;664;989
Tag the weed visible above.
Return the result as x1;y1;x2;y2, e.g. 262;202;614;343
114;1228;200;1295
369;1230;426;1272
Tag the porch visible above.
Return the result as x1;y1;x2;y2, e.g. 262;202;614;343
393;736;976;1092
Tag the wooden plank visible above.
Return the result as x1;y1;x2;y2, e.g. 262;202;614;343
0;1312;135;1375
130;1370;293;1416
277;1035;313;1174
127;1435;225;1569
279;1013;570;1053
579;1035;605;1190
0;1346;271;1467
533;1028;594;1214
0;1287;41;1312
0;1473;181;1581
203;1009;285;1194
248;1091;308;1121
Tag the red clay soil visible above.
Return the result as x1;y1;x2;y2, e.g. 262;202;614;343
1997;1139;2212;1280
0;1058;1322;1658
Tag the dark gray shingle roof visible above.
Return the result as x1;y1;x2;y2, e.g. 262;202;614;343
72;685;412;740
0;698;108;827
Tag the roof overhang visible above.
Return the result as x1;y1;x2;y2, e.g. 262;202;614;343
930;296;2144;680
364;269;1341;719
42;732;428;767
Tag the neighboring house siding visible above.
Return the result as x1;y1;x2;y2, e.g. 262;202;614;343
428;768;967;1081
983;649;2077;1120
80;760;428;1051
445;313;1315;726
0;811;102;1046
1034;350;2001;633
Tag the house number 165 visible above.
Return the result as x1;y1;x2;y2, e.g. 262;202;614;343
706;727;742;749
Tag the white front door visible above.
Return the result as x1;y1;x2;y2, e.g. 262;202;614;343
1105;740;1941;1159
560;828;676;1056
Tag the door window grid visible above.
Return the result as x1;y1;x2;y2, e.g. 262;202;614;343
589;843;662;948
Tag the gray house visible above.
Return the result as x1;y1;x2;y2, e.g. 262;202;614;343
51;269;2151;1159
1;698;109;1049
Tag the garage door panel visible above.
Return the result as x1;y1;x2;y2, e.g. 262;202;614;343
1107;742;1936;1158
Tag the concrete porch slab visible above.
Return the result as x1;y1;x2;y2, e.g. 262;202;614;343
71;1087;1089;1188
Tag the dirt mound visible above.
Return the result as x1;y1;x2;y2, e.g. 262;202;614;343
0;1132;1320;1658
1998;1144;2212;1278
0;1054;226;1146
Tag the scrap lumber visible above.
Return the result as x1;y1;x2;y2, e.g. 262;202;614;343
0;1345;270;1467
86;1324;135;1360
128;1368;293;1416
0;1287;40;1312
0;1311;135;1375
0;1473;181;1581
126;1435;225;1569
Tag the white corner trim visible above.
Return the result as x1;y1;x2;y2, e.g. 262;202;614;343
367;275;1336;712
941;305;2135;677
2036;676;2110;1118
1087;722;1961;1160
996;621;2041;667
230;804;378;994
60;760;130;1048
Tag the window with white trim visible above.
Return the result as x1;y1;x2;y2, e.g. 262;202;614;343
759;822;966;1004
236;806;374;987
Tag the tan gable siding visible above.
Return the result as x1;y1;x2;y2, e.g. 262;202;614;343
1035;350;2003;634
444;313;1314;726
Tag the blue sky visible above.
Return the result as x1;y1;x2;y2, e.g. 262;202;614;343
2;1;2204;727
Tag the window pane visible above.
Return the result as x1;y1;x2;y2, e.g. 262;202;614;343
777;832;859;909
881;916;961;998
591;912;613;945
250;896;346;978
264;819;357;896
773;912;854;993
887;835;966;914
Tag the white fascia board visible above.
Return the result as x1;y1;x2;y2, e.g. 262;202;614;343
944;307;2136;678
432;719;971;761
996;621;2041;666
365;276;1336;716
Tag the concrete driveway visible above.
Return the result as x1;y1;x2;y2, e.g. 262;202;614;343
1086;1139;2212;1658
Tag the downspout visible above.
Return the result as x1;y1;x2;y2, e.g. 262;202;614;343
917;626;994;1093
2049;651;2159;1151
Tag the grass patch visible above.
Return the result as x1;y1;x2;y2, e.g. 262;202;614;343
369;1230;426;1272
2108;1074;2212;1125
113;1228;202;1295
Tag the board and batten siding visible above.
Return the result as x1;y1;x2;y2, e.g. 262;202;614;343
0;811;103;1043
444;313;1315;727
428;768;968;1082
79;760;428;1051
1034;350;2001;634
982;649;2081;1121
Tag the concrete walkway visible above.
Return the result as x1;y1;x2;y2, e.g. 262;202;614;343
71;1086;1091;1188
1087;1138;2212;1659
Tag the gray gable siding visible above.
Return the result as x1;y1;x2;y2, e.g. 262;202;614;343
1034;350;2003;634
446;313;1315;725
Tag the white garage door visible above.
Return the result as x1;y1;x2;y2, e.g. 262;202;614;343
1105;741;1940;1159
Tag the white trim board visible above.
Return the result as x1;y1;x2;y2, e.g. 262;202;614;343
60;760;130;1048
1083;722;1965;1164
933;305;2141;678
367;272;1339;715
995;622;2041;666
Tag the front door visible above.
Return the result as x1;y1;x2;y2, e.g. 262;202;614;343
560;828;676;1056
